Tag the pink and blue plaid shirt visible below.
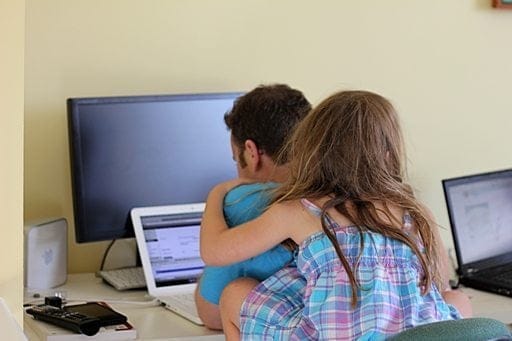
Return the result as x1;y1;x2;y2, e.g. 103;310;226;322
240;199;460;340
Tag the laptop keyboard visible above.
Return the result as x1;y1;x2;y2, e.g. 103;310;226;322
99;266;146;290
493;269;512;285
161;292;204;325
164;293;197;315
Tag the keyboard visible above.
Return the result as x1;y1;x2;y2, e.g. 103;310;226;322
164;293;196;313
98;266;146;290
161;293;203;325
494;269;512;285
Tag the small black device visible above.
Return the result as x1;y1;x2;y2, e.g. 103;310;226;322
63;302;127;326
44;296;63;308
26;304;101;336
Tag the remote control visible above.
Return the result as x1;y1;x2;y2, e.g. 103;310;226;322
26;304;101;336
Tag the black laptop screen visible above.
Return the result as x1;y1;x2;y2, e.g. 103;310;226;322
443;169;512;266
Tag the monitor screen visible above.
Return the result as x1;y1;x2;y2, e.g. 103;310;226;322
68;92;241;243
443;169;512;266
141;212;204;287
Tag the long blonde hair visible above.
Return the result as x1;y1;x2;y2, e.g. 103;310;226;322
275;90;441;306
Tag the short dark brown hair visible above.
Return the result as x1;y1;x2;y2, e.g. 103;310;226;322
224;84;311;165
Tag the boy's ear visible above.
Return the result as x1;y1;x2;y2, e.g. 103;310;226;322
244;139;262;172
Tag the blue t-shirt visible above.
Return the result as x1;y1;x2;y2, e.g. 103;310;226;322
199;182;293;305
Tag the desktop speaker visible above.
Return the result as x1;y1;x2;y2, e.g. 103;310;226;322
24;218;68;289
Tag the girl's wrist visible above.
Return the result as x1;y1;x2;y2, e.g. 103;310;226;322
205;184;228;214
212;182;230;199
213;178;243;197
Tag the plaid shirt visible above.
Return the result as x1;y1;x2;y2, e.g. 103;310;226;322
240;200;460;340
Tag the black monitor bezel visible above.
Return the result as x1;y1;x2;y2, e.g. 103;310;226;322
441;168;512;275
67;92;242;243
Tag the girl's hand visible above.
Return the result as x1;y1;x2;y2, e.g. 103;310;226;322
201;177;266;265
204;177;256;212
201;178;252;255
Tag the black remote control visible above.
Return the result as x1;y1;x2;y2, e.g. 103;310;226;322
26;304;101;336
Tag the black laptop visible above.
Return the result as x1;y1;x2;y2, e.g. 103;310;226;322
443;168;512;297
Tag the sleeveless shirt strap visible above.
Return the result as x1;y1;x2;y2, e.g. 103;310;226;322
300;198;322;217
403;211;413;229
299;198;339;228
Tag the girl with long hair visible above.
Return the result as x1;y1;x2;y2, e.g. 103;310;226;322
200;90;469;340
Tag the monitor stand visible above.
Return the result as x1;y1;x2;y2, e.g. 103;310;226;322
101;238;138;270
97;239;146;290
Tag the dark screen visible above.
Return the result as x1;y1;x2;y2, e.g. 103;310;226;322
68;93;241;242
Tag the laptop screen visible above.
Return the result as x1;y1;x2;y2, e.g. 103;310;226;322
443;169;512;266
140;212;204;287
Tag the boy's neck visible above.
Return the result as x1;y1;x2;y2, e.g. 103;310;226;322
268;165;289;183
252;164;289;184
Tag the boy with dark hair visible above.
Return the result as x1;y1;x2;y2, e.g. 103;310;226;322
195;84;311;329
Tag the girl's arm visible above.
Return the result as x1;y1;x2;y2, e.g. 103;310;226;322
434;224;452;291
423;205;452;290
200;182;294;266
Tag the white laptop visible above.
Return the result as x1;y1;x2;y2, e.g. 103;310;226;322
131;203;205;325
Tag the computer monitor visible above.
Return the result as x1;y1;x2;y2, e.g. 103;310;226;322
67;92;241;243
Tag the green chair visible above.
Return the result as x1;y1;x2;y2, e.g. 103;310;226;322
387;318;512;341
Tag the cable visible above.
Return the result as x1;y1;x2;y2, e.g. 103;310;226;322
448;248;460;289
100;239;117;271
67;297;160;307
24;296;160;308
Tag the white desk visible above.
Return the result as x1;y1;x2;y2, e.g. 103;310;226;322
23;273;223;340
461;286;512;325
23;273;512;340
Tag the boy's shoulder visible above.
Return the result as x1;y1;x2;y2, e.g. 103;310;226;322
223;182;278;226
226;182;278;200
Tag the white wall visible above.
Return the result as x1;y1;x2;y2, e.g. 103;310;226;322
25;0;512;273
0;0;25;323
